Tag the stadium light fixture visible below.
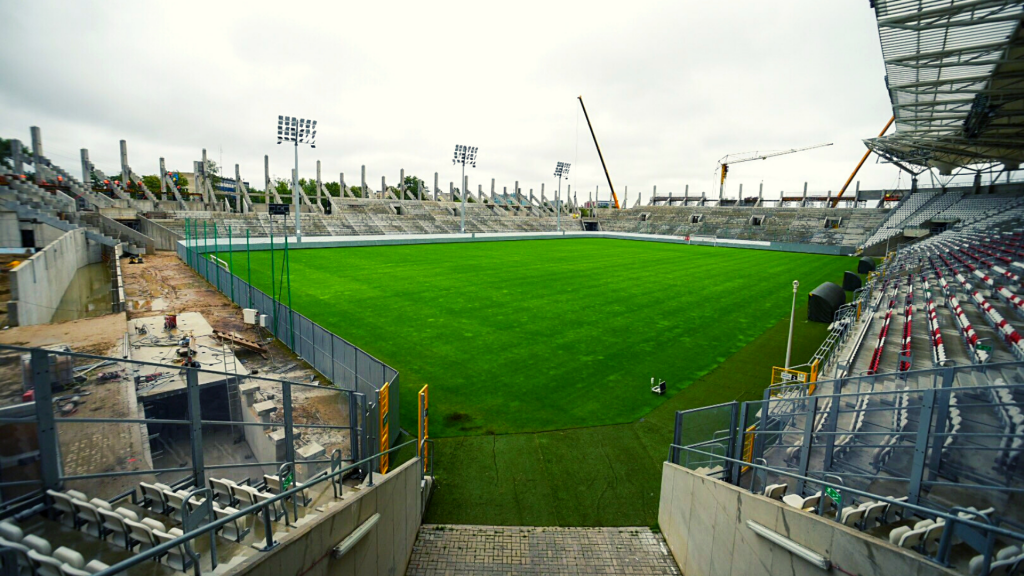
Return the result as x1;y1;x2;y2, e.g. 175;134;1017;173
277;115;317;241
785;280;799;368
554;162;570;232
453;145;478;234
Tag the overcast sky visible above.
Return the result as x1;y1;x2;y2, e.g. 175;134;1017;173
1;1;914;202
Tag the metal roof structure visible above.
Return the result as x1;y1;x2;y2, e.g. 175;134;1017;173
863;0;1024;174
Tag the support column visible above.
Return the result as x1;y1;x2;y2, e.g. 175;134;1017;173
32;349;60;491
758;183;763;206
802;182;808;207
10;139;23;175
434;172;439;201
120;140;130;191
854;181;861;204
30;127;43;184
340;172;348;198
81;149;91;188
361;165;367;195
400;168;406;199
159;157;167;200
316;160;323;208
264;155;272;204
186;368;206;489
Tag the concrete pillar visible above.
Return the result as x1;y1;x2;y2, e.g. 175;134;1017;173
400;168;405;198
514;180;520;205
236;163;246;213
120;140;129;189
738;183;743;203
478;184;483;201
159;157;167;199
194;161;202;204
684;184;688;199
81;149;91;189
434;172;439;201
265;155;271;204
361;165;367;193
802;182;808;207
854;181;861;204
340;172;347;197
464;176;469;203
10;139;23;175
758;182;763;206
540;183;544;205
491;178;495;197
30;127;42;184
316;160;322;207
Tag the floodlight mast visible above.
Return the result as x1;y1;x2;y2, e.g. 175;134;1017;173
554;162;570;232
453;145;477;234
277;115;317;242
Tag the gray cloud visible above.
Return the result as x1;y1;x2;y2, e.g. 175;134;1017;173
1;0;908;201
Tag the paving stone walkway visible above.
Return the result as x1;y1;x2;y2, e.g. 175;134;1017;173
406;525;681;576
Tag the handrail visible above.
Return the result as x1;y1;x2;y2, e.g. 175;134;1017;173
93;437;419;576
668;443;1024;543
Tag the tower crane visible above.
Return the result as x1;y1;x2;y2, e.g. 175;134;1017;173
716;142;832;198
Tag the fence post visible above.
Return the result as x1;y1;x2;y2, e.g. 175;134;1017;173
186;368;205;489
796;395;818;494
909;388;936;505
731;402;748;487
285;235;294;351
32;349;60;491
228;226;234;303
213;224;220;292
203;222;208;280
246;230;252;309
671;411;683;465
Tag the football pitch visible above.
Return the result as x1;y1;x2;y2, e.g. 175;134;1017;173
229;238;852;524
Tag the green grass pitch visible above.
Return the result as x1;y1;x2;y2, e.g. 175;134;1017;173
232;238;849;436
228;238;851;525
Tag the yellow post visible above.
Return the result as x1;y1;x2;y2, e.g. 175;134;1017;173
418;385;429;474
379;382;390;474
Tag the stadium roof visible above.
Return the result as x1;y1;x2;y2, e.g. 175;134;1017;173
863;0;1024;174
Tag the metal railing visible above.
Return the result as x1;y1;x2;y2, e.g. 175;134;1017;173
0;343;431;576
667;443;1024;574
178;221;401;453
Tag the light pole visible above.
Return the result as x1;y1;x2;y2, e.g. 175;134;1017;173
453;145;477;234
277;115;317;242
785;280;800;369
554;162;570;232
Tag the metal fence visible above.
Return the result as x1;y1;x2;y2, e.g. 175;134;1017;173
175;236;401;449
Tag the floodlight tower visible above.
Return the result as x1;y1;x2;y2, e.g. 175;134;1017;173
453;145;478;234
277;115;317;241
553;162;570;232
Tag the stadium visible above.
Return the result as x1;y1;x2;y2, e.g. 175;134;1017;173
0;1;1023;575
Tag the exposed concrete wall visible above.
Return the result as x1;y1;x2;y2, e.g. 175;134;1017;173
0;211;20;248
233;457;423;576
657;462;958;576
8;228;102;326
137;216;183;251
82;213;155;254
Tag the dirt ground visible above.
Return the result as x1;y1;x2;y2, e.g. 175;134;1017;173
0;252;350;498
122;252;351;456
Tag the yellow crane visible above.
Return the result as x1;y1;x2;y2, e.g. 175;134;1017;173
716;143;832;199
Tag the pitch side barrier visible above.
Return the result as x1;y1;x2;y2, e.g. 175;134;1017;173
184;229;856;256
176;232;401;451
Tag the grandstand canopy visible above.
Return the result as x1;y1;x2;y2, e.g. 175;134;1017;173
864;0;1024;174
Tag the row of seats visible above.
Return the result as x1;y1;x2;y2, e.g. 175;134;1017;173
970;543;1024;576
868;281;901;374
933;266;989;363
0;518;108;576
899;275;914;372
48;486;194;572
923;277;949;364
766;483;909;532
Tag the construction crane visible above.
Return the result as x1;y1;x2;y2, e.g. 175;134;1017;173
716;142;832;198
578;95;620;209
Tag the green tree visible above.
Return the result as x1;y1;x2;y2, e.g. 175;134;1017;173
324;181;341;197
349;186;365;198
403;175;426;199
142;175;162;193
203;160;221;190
273;178;292;203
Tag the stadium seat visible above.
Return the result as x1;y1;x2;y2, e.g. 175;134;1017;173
46;490;79;527
214;506;249;542
209;477;238;506
0;535;33;575
782;492;820;511
71;500;104;539
0;521;22;543
97;508;131;548
154;527;193;571
139;482;173;515
122;518;160;552
763;484;788;500
839;506;866;527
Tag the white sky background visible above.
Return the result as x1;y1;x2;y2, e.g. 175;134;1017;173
0;1;911;202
